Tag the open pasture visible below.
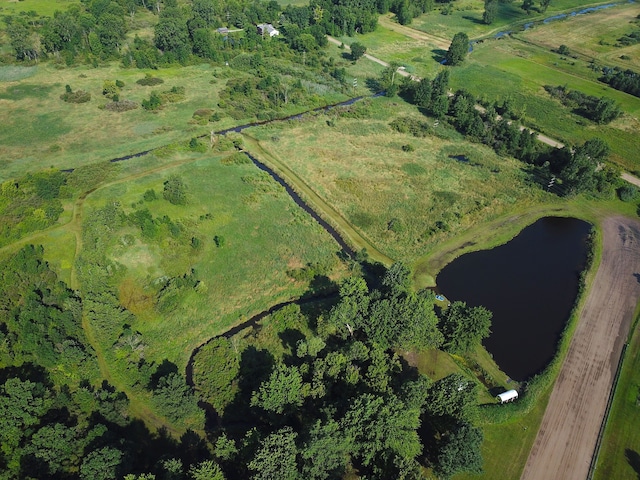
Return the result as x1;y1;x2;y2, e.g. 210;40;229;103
333;23;446;79
0;60;349;182
451;38;640;170
520;2;640;70
0;0;80;21
0;63;231;180
82;151;342;369
409;0;635;41
247;96;548;263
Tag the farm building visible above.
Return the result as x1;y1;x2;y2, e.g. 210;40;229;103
497;389;519;403
257;23;279;37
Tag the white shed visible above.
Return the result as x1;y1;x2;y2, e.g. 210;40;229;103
496;389;518;404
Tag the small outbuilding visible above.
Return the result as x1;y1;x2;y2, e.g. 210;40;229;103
496;389;518;404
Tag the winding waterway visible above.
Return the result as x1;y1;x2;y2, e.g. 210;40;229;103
436;217;592;381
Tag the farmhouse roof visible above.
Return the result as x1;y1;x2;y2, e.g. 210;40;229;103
257;23;279;36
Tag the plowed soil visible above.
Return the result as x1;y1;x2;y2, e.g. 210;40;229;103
521;216;640;480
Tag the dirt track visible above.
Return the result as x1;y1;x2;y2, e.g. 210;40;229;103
521;216;640;480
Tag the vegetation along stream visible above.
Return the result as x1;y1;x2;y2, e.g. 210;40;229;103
436;217;592;381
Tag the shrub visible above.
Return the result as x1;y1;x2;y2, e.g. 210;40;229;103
143;189;157;201
136;74;164;86
193;108;213;118
213;235;225;247
188;137;207;152
401;144;415;152
115;79;125;88
161;86;185;103
163;175;187;205
221;152;252;165
618;185;639;202
142;91;162;111
102;80;119;99
104;100;138;112
60;89;91;103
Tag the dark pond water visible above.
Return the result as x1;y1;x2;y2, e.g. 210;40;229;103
436;217;592;381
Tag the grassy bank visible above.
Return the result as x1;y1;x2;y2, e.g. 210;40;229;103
593;308;640;480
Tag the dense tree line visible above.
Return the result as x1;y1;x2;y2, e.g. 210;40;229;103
600;67;640;98
0;226;494;479
400;71;618;197
191;263;490;479
544;85;622;124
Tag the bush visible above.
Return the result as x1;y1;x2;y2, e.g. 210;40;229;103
163;175;187;205
401;144;415;152
142;91;162;111
102;80;119;99
60;89;91;103
136;74;164;86
214;235;225;247
618;185;639;202
143;189;157;201
104;100;138;112
193;108;213;118
221;152;252;165
161;86;185;103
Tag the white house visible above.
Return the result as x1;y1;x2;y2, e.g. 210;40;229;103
257;23;279;37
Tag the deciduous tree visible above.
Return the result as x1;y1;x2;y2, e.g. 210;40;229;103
446;32;469;66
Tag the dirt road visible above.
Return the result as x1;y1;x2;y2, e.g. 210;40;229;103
521;216;640;480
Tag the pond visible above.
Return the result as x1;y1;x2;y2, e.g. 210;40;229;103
436;217;592;381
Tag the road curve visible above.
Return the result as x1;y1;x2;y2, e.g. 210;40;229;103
521;216;640;480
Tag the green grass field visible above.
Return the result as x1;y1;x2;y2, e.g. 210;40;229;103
80;151;343;370
333;25;447;80
409;0;634;41
594;316;640;480
0;60;351;182
247;95;550;263
449;38;640;169
520;2;640;70
0;0;80;20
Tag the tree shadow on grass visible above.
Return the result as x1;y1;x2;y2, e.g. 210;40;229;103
365;77;383;94
432;48;447;64
462;15;486;25
626;449;640;479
